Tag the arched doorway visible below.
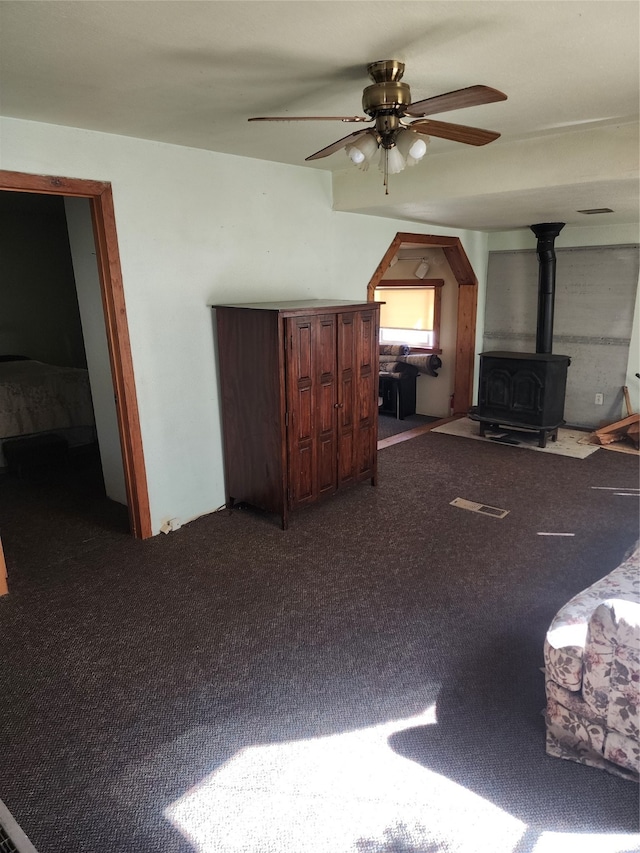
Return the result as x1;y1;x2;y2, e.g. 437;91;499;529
368;232;478;415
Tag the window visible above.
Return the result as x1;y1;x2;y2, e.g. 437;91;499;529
374;282;442;352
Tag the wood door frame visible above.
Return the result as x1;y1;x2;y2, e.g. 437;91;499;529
0;537;7;596
0;169;152;546
367;232;478;414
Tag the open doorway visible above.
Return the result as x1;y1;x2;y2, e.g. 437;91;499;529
0;190;102;481
369;232;478;444
0;170;152;595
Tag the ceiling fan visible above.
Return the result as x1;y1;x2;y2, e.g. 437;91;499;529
249;60;507;192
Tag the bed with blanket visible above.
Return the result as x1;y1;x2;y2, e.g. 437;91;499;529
0;356;96;468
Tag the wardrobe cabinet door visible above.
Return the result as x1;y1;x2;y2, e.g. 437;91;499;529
285;307;377;512
286;316;316;508
316;314;338;498
286;314;339;508
337;311;357;487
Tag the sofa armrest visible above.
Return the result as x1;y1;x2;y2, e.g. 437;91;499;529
583;598;640;743
543;544;640;693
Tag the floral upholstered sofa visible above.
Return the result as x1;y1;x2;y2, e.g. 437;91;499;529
543;543;640;781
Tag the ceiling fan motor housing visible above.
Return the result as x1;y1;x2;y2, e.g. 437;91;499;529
362;81;412;116
362;59;411;118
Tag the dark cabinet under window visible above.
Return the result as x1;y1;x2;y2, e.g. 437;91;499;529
378;373;417;419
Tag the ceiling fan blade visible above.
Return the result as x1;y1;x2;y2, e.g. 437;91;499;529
410;119;501;146
405;85;507;118
248;115;370;123
305;129;376;161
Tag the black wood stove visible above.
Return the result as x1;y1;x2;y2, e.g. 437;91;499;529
469;223;571;448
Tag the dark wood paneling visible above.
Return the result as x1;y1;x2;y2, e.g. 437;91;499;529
317;314;337;497
337;312;355;487
216;307;285;514
454;283;478;413
288;318;315;508
355;310;377;479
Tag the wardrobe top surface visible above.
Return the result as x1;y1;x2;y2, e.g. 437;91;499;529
212;299;378;315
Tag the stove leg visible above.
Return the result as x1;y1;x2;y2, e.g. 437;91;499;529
539;430;547;448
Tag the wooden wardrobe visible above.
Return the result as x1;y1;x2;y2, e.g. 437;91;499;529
213;300;380;528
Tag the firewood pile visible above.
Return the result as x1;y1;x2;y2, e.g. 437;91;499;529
593;413;640;450
592;386;639;451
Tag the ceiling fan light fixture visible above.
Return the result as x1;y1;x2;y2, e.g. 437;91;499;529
379;145;405;176
409;136;428;162
345;131;379;170
397;129;429;166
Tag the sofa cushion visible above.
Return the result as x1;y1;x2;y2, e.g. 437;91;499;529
543;546;640;692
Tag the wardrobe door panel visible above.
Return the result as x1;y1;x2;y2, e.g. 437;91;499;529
317;315;337;496
287;317;316;507
336;312;356;487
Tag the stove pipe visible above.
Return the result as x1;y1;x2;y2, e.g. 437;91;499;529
530;222;565;354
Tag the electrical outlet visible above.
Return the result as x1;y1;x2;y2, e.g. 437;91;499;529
595;393;604;405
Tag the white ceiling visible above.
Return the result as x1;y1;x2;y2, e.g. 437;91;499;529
1;1;638;232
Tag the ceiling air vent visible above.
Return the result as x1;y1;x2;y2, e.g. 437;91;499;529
576;208;614;215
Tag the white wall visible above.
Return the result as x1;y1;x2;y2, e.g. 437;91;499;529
64;196;127;504
1;116;487;534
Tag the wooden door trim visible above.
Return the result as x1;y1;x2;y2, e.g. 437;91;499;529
0;169;152;540
0;537;7;597
368;232;478;414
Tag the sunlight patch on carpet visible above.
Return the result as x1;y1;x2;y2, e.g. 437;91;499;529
164;705;529;853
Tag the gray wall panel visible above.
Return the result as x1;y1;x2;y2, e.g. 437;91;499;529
484;245;639;428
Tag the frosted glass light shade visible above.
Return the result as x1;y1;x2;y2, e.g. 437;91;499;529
345;132;379;171
397;129;430;166
409;137;428;160
379;145;405;175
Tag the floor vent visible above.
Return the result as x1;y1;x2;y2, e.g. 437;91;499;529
0;823;19;853
0;802;39;853
450;497;510;518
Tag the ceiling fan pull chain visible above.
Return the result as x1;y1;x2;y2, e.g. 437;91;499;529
383;149;390;195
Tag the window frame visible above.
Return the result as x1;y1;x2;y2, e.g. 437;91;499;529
375;279;444;354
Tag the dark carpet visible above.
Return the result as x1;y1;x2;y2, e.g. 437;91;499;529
0;437;638;853
377;413;439;440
